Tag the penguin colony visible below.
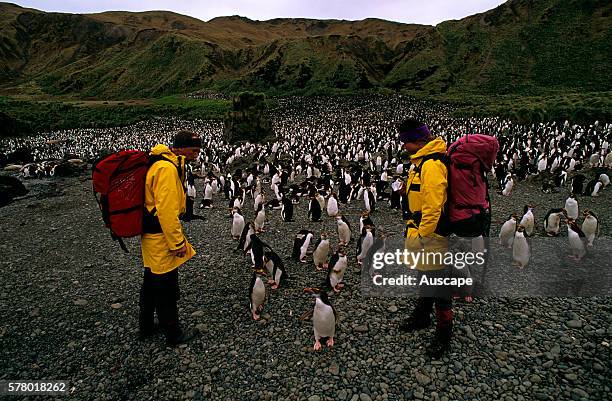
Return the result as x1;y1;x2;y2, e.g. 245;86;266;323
1;95;610;349
499;196;602;269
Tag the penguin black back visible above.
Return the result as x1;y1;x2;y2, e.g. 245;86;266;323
309;197;322;221
282;196;294;221
237;223;251;251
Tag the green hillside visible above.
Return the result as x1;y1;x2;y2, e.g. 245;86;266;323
0;0;610;100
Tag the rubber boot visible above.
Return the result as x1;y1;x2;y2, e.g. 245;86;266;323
426;308;453;359
399;298;433;332
166;327;199;347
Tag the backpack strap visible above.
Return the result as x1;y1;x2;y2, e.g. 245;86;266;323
412;153;448;176
406;152;450;236
113;234;129;253
142;155;185;234
148;154;183;179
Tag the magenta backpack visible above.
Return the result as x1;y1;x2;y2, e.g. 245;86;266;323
446;134;499;223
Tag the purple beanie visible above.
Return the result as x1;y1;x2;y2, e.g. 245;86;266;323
399;124;431;143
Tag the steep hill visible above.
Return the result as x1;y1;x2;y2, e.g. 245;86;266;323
0;0;609;98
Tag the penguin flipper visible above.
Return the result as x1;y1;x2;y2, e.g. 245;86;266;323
331;303;338;324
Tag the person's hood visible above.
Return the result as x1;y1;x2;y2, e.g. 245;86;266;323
150;144;178;164
410;137;447;163
149;144;185;182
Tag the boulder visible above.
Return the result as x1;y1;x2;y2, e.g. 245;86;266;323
0;175;28;207
52;161;84;177
3;164;23;172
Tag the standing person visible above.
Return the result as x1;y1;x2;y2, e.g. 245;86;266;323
139;131;201;346
397;118;453;359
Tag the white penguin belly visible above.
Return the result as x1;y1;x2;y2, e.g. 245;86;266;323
255;211;265;229
232;217;244;237
300;241;310;260
314;242;329;264
313;300;335;339
358;236;373;259
339;225;351;243
512;237;530;266
251;279;266;312
546;216;560;234
568;232;585;257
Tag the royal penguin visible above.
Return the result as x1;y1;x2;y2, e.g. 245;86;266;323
512;225;530;269
200;181;213;208
356;225;374;265
326;193;339;217
581;210;599;247
231;207;245;239
315;192;326;212
292;230;314;263
543;208;566;236
567;219;587;261
499;213;518;249
359;210;374;234
519;205;535;236
313;232;331;271
238;222;256;253
364;185;376;212
281;194;294;222
502;175;514;196
264;250;288;290
249;270;267;320
590;180;603;197
231;195;243;210
303;287;337;350
326;247;349;293
336;214;352;245
364;231;389;278
347;184;357;203
247;234;270;270
254;192;264;212
254;203;266;232
308;195;322;222
564;195;579;220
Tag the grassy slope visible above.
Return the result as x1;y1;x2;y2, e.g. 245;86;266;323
386;0;612;95
0;95;230;136
1;0;609;99
0;0;610;135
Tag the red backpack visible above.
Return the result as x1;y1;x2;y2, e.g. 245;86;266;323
413;134;499;236
446;134;499;224
92;150;183;252
92;150;149;252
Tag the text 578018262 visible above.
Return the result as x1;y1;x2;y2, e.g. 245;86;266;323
0;381;68;395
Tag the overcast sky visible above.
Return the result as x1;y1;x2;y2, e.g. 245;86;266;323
14;0;508;25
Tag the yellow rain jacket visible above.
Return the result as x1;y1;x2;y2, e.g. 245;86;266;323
405;137;448;271
141;144;196;274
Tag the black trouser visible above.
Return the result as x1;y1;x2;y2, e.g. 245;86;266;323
411;297;453;328
139;267;182;341
413;269;453;335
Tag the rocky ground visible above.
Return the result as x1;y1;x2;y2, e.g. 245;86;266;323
0;172;610;401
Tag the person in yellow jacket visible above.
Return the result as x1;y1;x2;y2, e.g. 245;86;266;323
397;118;453;359
139;131;200;346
